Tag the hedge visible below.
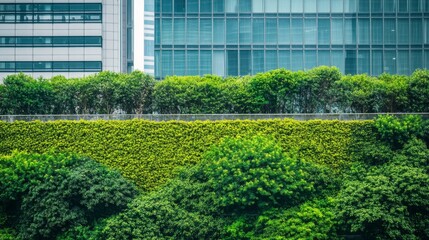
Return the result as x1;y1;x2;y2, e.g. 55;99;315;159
0;119;375;190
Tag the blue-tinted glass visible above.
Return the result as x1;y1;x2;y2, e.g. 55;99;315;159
291;19;303;44
145;0;155;11
291;0;303;12
279;50;291;69
317;0;330;12
175;0;185;13
240;18;252;44
278;18;290;44
344;0;357;13
345;50;357;74
213;19;225;44
331;50;345;73
371;0;382;12
144;40;154;56
399;0;408;12
425;50;429;70
200;18;212;44
318;19;330;44
187;0;198;12
426;19;429;44
174;18;185;44
372;50;383;75
266;50;278;71
253;50;264;74
331;19;343;44
174;51;185;75
187;50;199;75
162;0;172;13
411;50;423;71
253;18;264;43
213;0;224;12
187;18;199;44
265;0;278;12
213;51;225;76
227;50;238;75
161;18;172;44
398;19;409;44
252;0;264;12
385;0;397;12
291;51;303;71
358;18;370;44
344;19;356;44
358;0;369;12
155;51;161;78
304;19;316;44
155;19;160;44
240;50;252;75
226;18;238;44
384;19;396;45
331;0;343;12
278;0;290;12
411;19;423;44
398;50;410;75
200;50;212;75
371;19;383;44
318;50;331;66
357;50;370;74
304;0;316;12
305;50;316;69
226;0;238;12
161;51;173;77
384;50;397;74
266;18;278;44
200;0;212;12
240;0;252;12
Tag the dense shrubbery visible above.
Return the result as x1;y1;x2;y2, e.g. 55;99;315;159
1;67;429;114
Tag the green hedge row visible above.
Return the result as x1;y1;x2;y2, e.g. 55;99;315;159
0;119;375;190
2;67;429;114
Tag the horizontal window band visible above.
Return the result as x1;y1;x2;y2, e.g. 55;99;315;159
0;61;102;72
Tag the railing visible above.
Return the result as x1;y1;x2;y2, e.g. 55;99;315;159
1;113;429;122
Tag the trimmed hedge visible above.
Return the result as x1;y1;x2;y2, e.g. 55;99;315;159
0;119;375;190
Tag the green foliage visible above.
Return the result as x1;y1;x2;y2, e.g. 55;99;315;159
0;152;138;240
375;115;424;149
0;119;374;190
408;69;429;112
202;136;314;209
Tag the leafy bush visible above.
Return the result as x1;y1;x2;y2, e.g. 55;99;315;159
0;152;138;239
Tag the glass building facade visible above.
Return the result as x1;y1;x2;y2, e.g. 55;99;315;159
153;0;429;78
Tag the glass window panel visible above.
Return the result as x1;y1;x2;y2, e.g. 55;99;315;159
357;50;370;74
155;50;161;78
384;19;396;45
372;50;383;75
252;0;264;12
425;50;429;71
226;0;238;12
213;51;225;76
162;0;172;13
399;0;408;12
239;18;252;44
411;19;423;44
175;0;185;13
200;50;212;75
161;18;172;44
253;18;264;43
174;18;185;44
226;18;238;44
318;50;331;66
331;50;345;73
187;18;199;44
240;0;252;12
16;62;33;70
317;0;330;12
214;0;224;12
304;19;316;44
17;4;32;12
305;50;317;70
345;50;357;74
69;62;85;70
279;50;291;69
291;19;303;44
266;18;278;44
253;50;264;74
426;0;429;11
85;3;102;11
200;18;212;44
398;19;409;44
398;50;410;75
34;62;51;70
240;50;252;75
291;51;303;71
227;50;239;75
371;0;382;12
266;50;278;71
53;14;67;22
161;51;173;78
304;0;317;12
344;0;357;13
331;19;343;44
331;0;344;12
291;0;303;12
69;4;84;11
344;19;357;44
155;19;160;45
410;0;423;12
187;50;199;75
371;18;383;44
384;50;397;74
385;0;397;12
187;0;198;13
200;0;212;12
278;18;290;44
426;19;429;44
358;0;369;12
265;0;278;12
85;62;101;70
318;19;330;44
213;19;225;44
410;50;423;71
17;37;32;45
144;40;154;56
278;0;290;12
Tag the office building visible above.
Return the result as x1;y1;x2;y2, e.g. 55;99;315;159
0;0;132;80
146;0;429;79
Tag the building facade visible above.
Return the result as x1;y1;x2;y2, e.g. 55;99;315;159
149;0;429;79
0;0;131;80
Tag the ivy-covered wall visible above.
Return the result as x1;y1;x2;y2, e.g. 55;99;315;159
0;119;375;191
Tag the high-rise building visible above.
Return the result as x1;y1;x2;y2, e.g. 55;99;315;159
0;0;132;80
141;0;429;79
